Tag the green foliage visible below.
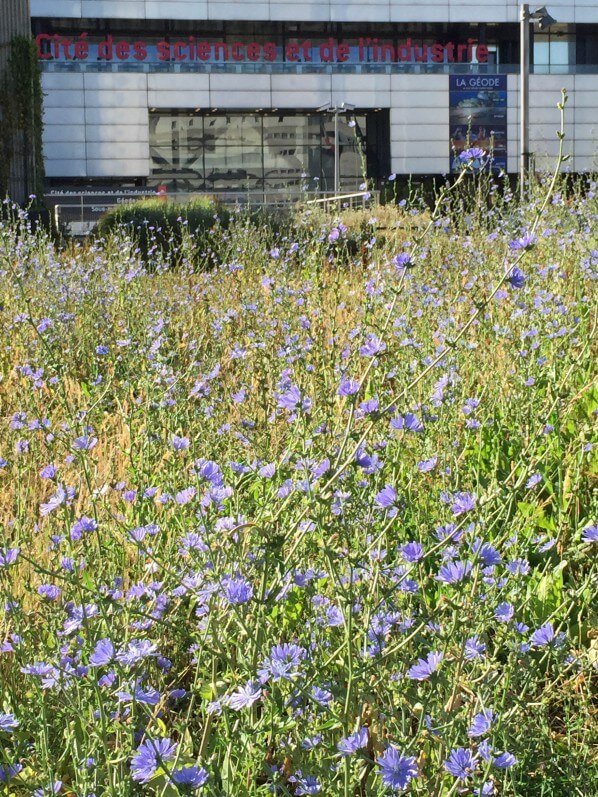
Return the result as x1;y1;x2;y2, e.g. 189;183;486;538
0;35;45;201
95;196;230;265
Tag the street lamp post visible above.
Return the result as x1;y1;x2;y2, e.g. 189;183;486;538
520;5;557;202
317;101;356;196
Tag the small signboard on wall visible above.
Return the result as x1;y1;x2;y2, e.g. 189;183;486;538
449;75;507;173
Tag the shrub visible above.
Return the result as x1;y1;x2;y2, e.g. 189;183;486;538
95;196;230;266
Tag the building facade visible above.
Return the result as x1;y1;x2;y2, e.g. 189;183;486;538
31;1;598;202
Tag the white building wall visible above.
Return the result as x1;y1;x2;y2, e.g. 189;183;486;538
390;75;449;175
42;72;150;178
41;70;598;178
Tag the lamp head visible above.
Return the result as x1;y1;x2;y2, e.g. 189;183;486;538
531;6;557;29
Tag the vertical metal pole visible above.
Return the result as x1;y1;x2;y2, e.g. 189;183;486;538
334;108;339;197
520;4;530;203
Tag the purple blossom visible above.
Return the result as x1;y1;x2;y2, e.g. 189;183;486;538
89;639;115;667
0;713;18;732
171;766;209;789
15;439;29;455
37;584;61;601
494;602;514;623
62;603;98;635
464;636;486;660
392;252;413;270
227;681;262;710
401;542;424;563
40;484;68;516
192;459;223;486
131;737;177;783
21;662;54;677
474;782;496;796
377;746;419;791
436;559;472;584
444;747;477;780
10;411;27;429
221;576;253;605
258;642;306;683
39;463;57;479
581;523;598;543
529;622;556;648
171;435;190;451
338;376;360;397
492;751;517;769
359;333;386;357
451;491;476;516
459;146;485;162
468;709;495;737
358;397;379;416
417;456;437;473
507;267;526;288
406;650;443;681
175;486;196;505
116;639;157;667
0;762;22;782
72;435;97;451
288;772;321;795
0;548;19;568
526;472;542;488
33;781;62;796
375;485;399;517
277;384;311;413
509;233;537;251
123;683;161;706
127;525;147;544
311;686;333;707
472;540;502;566
70;516;98;541
391;413;423;432
337;726;369;756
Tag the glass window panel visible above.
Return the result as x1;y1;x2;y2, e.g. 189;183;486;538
549;41;570;65
204;145;262;189
534;40;550;65
263;115;317;145
264;143;309;187
204;114;262;146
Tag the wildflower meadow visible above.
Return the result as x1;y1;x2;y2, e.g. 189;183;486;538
0;147;596;794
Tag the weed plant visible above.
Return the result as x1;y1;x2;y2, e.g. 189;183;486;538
0;99;596;796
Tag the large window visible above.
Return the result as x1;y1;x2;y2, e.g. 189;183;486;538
149;111;370;194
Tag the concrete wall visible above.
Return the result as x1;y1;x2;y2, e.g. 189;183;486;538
30;0;597;24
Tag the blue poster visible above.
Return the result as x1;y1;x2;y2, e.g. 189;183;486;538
449;74;507;173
